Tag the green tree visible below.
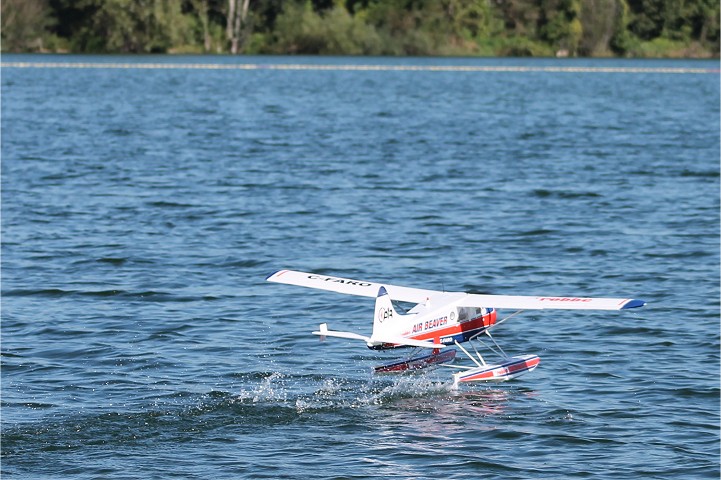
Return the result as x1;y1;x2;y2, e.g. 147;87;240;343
494;0;542;36
539;0;583;54
189;0;212;51
609;0;635;54
625;0;719;55
1;0;718;56
69;0;193;53
361;0;504;55
447;0;504;40
362;0;431;54
321;5;383;54
688;0;719;48
271;1;381;54
627;0;670;40
272;1;325;53
1;0;55;51
579;0;623;55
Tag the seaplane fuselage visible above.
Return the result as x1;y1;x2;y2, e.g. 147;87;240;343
369;296;498;350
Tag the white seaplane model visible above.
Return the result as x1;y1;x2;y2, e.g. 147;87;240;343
266;269;646;385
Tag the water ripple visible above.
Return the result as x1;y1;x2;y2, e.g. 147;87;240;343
2;55;718;479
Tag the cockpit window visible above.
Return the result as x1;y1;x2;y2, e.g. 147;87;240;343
457;307;487;322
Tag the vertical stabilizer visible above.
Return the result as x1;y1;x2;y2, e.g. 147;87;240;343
373;286;399;337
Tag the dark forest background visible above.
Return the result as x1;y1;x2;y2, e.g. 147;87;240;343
2;0;718;57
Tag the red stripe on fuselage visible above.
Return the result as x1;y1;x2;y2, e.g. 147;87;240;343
410;310;497;344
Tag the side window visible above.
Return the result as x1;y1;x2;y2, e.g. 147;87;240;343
459;307;486;322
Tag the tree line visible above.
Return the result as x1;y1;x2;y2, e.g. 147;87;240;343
2;0;718;57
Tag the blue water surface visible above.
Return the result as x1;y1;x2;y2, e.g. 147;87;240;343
2;55;719;479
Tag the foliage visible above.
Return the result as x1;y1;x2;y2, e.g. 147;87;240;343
2;0;56;52
1;0;718;57
578;0;626;56
50;0;195;53
270;1;382;54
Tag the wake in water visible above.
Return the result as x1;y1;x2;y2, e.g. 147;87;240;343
231;369;520;418
2;369;514;452
233;370;453;411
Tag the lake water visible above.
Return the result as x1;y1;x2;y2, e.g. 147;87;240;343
2;55;719;479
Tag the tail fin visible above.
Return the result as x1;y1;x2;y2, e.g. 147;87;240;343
370;287;444;349
373;286;400;337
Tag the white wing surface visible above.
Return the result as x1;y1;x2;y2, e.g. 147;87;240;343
266;270;439;304
459;294;645;310
267;270;646;311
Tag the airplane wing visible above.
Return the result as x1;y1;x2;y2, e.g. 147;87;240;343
266;269;439;304
267;270;646;311
458;294;645;310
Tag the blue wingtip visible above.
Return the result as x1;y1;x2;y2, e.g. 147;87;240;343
378;286;388;297
265;270;283;281
621;299;646;309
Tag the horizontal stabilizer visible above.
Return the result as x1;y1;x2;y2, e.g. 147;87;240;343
311;324;444;349
370;335;445;349
312;323;370;342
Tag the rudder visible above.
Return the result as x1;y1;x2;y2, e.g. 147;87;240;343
373;286;399;337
